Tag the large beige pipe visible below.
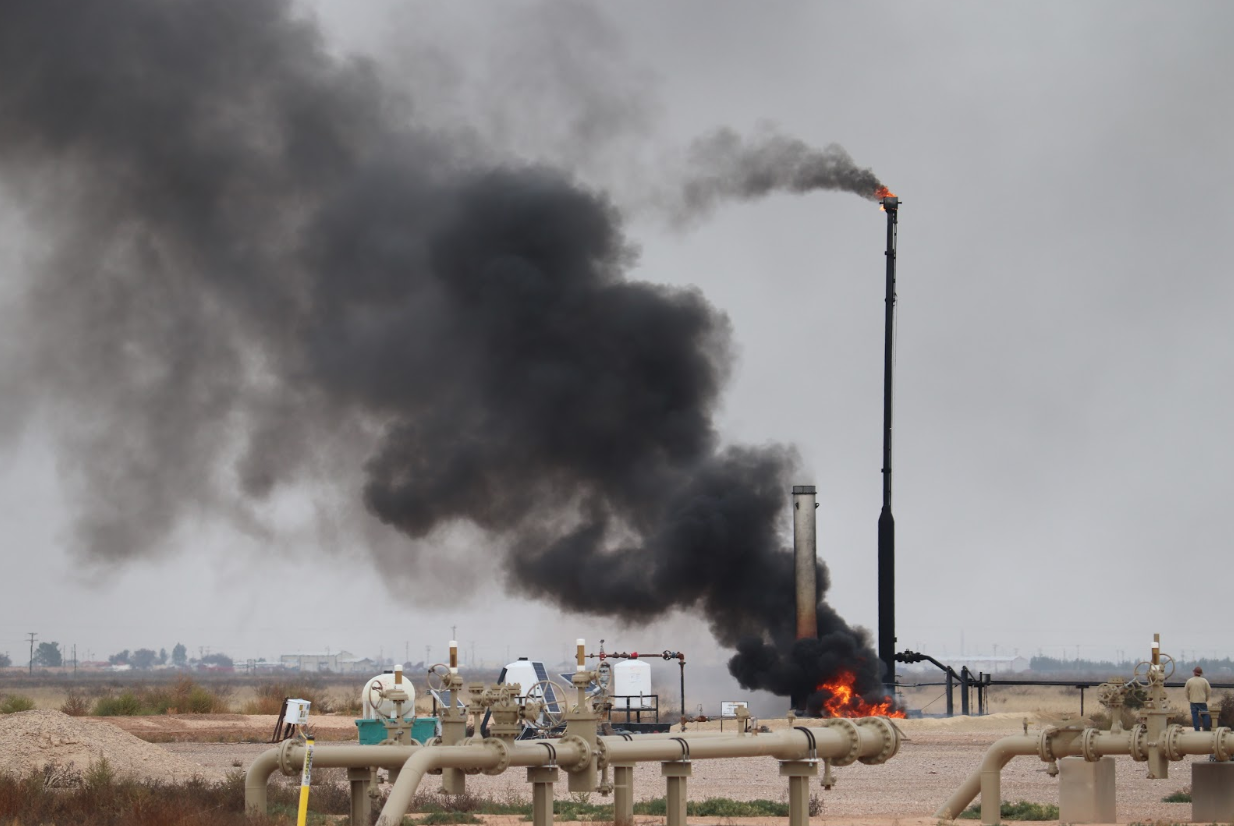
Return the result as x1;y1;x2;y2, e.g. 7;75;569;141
245;743;422;814
248;719;901;825
936;726;1234;822
376;721;899;825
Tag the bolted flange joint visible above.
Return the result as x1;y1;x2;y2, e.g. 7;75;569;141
1037;727;1058;764
1162;725;1185;762
1128;724;1148;762
557;734;594;774
481;738;510;776
1214;727;1233;762
856;717;899;765
277;737;301;776
818;718;861;767
1081;728;1102;762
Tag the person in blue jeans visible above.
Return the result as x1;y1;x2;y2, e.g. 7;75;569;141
1185;666;1212;730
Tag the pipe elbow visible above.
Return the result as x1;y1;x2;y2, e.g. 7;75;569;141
243;746;283;816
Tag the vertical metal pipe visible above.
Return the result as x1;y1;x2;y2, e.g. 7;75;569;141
878;197;900;696
792;485;819;640
979;767;1001;825
961;668;971;716
946;670;955;717
612;765;635;826
662;762;692;826
679;659;687;731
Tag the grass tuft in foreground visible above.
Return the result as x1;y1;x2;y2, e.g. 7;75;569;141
0;695;36;714
957;799;1059;820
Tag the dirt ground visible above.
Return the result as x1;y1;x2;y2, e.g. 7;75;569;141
130;710;1214;825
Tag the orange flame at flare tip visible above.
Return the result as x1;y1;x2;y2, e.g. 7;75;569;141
873;185;897;200
815;670;906;718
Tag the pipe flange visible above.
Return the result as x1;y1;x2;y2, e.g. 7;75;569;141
818;718;861;767
856;717;898;765
594;738;609;771
1080;728;1102;762
481;737;510;776
461;737;486;775
1163;725;1185;762
277;737;301;776
1128;724;1148;762
1037;727;1058;764
557;734;594;773
1214;727;1232;762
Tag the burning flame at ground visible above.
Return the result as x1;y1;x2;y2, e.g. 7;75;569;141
816;670;906;718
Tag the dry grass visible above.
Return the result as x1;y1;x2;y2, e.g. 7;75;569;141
0;763;296;826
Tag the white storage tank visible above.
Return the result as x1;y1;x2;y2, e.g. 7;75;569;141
612;659;653;710
360;670;417;719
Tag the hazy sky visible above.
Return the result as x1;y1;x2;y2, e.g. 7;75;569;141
2;2;1233;689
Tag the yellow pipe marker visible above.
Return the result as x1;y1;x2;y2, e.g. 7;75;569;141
296;735;315;826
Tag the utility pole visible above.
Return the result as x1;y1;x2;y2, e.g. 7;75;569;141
27;632;36;675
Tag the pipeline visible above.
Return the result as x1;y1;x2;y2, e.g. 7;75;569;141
936;724;1234;823
246;718;901;826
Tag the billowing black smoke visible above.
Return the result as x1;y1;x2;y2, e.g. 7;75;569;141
0;1;890;706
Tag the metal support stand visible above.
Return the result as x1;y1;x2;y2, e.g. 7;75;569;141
662;761;692;826
347;767;371;826
612;765;635;826
780;761;819;826
527;766;559;826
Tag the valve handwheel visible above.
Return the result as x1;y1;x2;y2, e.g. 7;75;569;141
426;663;452;692
526;679;568;728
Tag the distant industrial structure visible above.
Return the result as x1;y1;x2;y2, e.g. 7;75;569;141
279;651;378;674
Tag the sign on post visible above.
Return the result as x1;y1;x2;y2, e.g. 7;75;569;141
720;700;748;731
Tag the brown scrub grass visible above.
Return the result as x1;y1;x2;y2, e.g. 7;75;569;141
0;762;310;826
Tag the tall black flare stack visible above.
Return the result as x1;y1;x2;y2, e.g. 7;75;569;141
878;195;900;697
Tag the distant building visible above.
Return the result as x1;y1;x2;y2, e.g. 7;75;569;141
280;651;377;674
940;656;1030;675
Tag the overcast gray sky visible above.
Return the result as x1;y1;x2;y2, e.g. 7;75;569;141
2;2;1233;685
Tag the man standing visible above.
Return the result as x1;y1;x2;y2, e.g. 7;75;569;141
1186;666;1212;731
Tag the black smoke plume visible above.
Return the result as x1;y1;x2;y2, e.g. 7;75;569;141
0;1;889;706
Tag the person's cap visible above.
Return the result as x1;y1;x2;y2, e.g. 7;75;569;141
1194;667;1203;675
